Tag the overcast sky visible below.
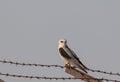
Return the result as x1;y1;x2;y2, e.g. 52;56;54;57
0;0;120;82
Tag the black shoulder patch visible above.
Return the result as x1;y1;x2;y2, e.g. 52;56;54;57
59;48;71;59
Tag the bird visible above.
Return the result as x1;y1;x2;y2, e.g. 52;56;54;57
58;39;88;73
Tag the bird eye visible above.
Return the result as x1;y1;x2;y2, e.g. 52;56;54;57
60;41;63;43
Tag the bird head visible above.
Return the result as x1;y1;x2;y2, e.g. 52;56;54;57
58;39;67;47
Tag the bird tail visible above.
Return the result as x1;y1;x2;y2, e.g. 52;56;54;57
78;66;88;73
78;59;89;70
74;62;88;73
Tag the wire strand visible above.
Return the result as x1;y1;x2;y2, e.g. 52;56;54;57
0;72;119;82
0;60;64;68
88;68;120;76
0;60;120;76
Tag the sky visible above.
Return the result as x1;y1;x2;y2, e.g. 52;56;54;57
0;0;120;82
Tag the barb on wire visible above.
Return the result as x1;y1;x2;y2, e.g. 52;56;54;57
0;60;120;77
0;72;119;82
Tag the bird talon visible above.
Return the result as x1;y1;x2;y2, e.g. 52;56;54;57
65;62;71;69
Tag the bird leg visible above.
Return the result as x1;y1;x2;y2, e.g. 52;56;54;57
65;61;71;68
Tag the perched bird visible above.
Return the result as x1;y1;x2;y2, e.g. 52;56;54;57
58;39;88;73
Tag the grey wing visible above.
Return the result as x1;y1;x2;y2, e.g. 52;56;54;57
71;50;79;59
65;46;79;60
70;49;88;69
65;46;88;69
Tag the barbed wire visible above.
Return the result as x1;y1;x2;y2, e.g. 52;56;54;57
0;72;119;82
88;68;120;76
0;60;64;68
0;60;120;77
0;72;94;80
